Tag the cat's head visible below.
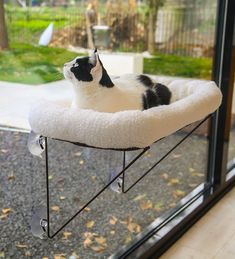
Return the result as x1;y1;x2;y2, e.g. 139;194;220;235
63;50;114;88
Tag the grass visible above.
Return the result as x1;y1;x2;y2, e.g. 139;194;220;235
0;44;212;85
144;54;212;80
6;6;85;45
0;44;81;84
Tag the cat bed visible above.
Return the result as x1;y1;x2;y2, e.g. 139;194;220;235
28;77;222;149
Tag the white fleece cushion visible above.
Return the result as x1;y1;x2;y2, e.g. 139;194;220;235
29;77;222;149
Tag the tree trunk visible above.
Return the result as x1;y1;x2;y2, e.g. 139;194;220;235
147;10;157;54
86;12;95;49
0;0;9;50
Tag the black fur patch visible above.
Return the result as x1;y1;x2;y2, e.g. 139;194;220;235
142;89;161;110
154;83;172;105
70;57;93;82
138;75;154;87
98;57;114;88
142;94;148;110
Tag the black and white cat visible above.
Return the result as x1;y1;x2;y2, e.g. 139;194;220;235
63;50;171;113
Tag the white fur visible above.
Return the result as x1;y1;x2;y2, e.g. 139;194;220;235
29;77;222;149
63;55;149;112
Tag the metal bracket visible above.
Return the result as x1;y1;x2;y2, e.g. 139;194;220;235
38;115;210;238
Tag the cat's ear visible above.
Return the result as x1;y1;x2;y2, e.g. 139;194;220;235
90;51;103;81
89;49;97;66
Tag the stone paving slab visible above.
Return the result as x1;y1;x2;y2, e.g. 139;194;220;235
0;80;73;130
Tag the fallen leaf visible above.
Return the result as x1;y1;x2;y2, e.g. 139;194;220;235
60;196;66;200
172;190;186;199
2;208;12;214
127;222;141;233
90;246;105;253
79;160;84;165
123;235;132;244
0;214;8;220
42;257;49;259
110;230;115;235
1;149;8;153
83;237;93;248
25;251;31;257
161;173;169;180
192;172;204;177
0;251;5;258
173;154;182;158
109;216;118;225
74;152;82;156
54;254;66;259
70;252;80;259
133;193;146;201
8;175;15;181
83;232;97;238
189;183;198;188
95;236;107;246
91;176;96;180
120;215;132;225
84;207;91;212
62;231;72;240
51;206;60;212
86;220;95;228
48;175;53;180
167;178;180;186
16;244;28;248
140;200;153;210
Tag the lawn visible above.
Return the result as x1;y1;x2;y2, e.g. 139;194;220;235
0;44;212;84
0;44;80;84
6;6;85;45
144;54;212;80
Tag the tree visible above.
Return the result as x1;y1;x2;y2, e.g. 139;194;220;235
146;0;164;54
0;0;9;50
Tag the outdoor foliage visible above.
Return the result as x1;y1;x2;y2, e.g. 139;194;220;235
6;6;83;45
5;2;216;56
0;44;79;84
0;43;212;85
1;2;214;84
144;54;212;79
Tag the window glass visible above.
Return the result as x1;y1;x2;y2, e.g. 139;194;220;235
0;0;218;257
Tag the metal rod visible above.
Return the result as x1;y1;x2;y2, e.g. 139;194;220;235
48;146;149;238
123;115;210;193
44;115;210;238
45;137;51;238
121;151;126;193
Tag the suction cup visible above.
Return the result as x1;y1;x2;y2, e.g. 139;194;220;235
30;206;48;239
28;131;45;157
109;168;123;193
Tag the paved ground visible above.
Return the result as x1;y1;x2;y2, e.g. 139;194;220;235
0;80;72;130
0;128;211;259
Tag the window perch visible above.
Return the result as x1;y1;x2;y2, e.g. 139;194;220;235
28;77;222;239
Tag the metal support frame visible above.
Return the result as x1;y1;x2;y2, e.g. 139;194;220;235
43;115;210;238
